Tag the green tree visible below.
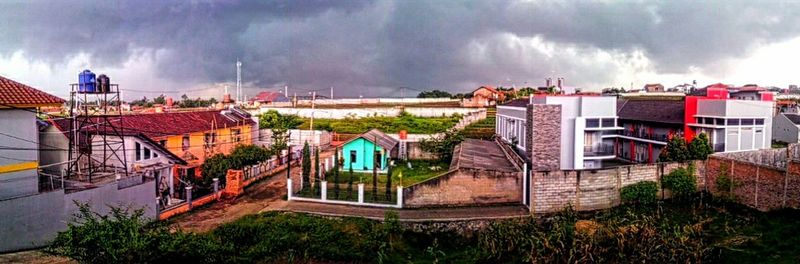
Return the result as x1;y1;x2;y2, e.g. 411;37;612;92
333;147;340;199
269;128;289;159
385;162;393;201
659;135;690;162
347;166;354;199
200;154;232;187
417;90;453;98
302;142;311;191
420;129;465;162
314;146;320;196
688;133;714;160
662;166;697;198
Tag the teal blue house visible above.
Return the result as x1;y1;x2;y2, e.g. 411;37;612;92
341;129;399;172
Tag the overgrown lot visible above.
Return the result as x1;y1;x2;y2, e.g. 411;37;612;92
296;111;461;134
46;195;800;263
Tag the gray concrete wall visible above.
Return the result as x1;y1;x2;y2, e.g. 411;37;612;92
0;169;39;200
773;114;800;143
0;180;156;252
0;109;38;165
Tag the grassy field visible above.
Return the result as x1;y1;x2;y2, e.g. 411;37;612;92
461;107;495;140
295;113;460;134
48;195;800;263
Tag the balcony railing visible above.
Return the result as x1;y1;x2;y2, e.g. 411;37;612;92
584;143;614;157
616;130;670;142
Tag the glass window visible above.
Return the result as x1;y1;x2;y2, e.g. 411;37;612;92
704;117;714;124
144;147;151;159
182;135;190;151
350;150;357;164
715;118;724;125
755;119;765;125
741;119;754;125
601;118;615;127
586;118;600;128
727;119;740;126
696;118;702;124
135;142;141;161
204;132;216;148
153;152;158;158
231;129;241;142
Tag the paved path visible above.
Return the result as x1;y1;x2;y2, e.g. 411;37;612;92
281;201;530;222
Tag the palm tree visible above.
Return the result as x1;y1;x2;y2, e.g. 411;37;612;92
347;166;354;199
333;147;340;199
385;162;392;201
314;147;320;196
301;142;311;191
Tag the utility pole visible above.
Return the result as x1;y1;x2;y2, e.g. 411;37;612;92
310;91;316;131
330;86;333;99
285;85;288;98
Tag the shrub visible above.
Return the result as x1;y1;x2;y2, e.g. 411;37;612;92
662;166;697;198
199;145;271;187
620;181;659;204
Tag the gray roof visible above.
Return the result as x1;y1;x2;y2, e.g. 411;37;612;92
784;114;800;125
452;139;520;173
617;98;685;125
346;129;399;151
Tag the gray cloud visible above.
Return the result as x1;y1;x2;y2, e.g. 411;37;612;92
2;0;800;96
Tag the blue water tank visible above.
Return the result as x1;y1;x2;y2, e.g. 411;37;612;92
78;69;96;93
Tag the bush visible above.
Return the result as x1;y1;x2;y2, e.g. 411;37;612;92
620;181;659;204
199;145;272;187
662;166;697;198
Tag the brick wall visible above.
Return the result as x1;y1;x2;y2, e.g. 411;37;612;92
527;104;562;171
707;155;800;211
403;168;522;208
531;161;704;213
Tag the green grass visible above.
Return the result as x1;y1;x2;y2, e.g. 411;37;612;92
461;116;495;140
330;160;449;187
48;195;800;263
295;113;460;134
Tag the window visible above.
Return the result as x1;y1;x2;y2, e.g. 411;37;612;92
601;118;615;128
182;135;190;151
741;119;754;125
704;117;714;124
715;118;724;125
135;142;141;161
204;132;216;148
231;129;241;143
153;152;158;158
755;119;765;125
144;147;151;160
350;150;357;164
586;118;600;128
727;119;740;126
159;140;167;147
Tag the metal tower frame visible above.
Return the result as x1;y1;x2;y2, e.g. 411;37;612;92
66;83;129;183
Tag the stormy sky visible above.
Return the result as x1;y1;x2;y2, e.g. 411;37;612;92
2;0;800;99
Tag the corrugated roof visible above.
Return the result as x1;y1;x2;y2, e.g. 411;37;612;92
783;114;800;125
344;129;399;151
0;75;65;107
617;99;685;125
452;139;519;172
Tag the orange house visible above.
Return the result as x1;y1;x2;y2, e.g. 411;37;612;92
462;86;506;107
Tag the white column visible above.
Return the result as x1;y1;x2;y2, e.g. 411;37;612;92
358;183;365;203
287;179;293;200
522;163;528;206
396;186;403;208
321;180;327;200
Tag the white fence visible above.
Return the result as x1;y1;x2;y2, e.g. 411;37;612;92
253;107;482;119
287;179;403;208
256;129;332;148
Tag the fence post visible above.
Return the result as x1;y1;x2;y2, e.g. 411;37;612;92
213;178;219;199
396;186;403;208
321;180;327;200
358;183;365;204
287;178;293;200
156;197;161;214
186;186;193;210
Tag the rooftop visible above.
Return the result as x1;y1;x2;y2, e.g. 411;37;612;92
452;139;520;173
617;98;685;125
51;109;254;139
345;129;399;151
783;113;800;125
0;75;65;108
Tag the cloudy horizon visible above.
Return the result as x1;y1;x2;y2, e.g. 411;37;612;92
2;0;800;100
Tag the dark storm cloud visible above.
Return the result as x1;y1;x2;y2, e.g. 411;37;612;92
2;0;800;95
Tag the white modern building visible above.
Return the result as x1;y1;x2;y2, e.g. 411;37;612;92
688;99;774;153
497;96;621;170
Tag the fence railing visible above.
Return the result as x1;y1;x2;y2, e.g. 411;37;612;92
243;149;303;181
584;143;614;157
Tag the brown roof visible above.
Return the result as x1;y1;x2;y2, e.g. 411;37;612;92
617;99;685;125
501;98;529;107
452;139;520;173
0;75;65;107
52;109;254;139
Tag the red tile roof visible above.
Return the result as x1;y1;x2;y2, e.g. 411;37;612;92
250;91;290;103
52;109;254;139
0;75;65;107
